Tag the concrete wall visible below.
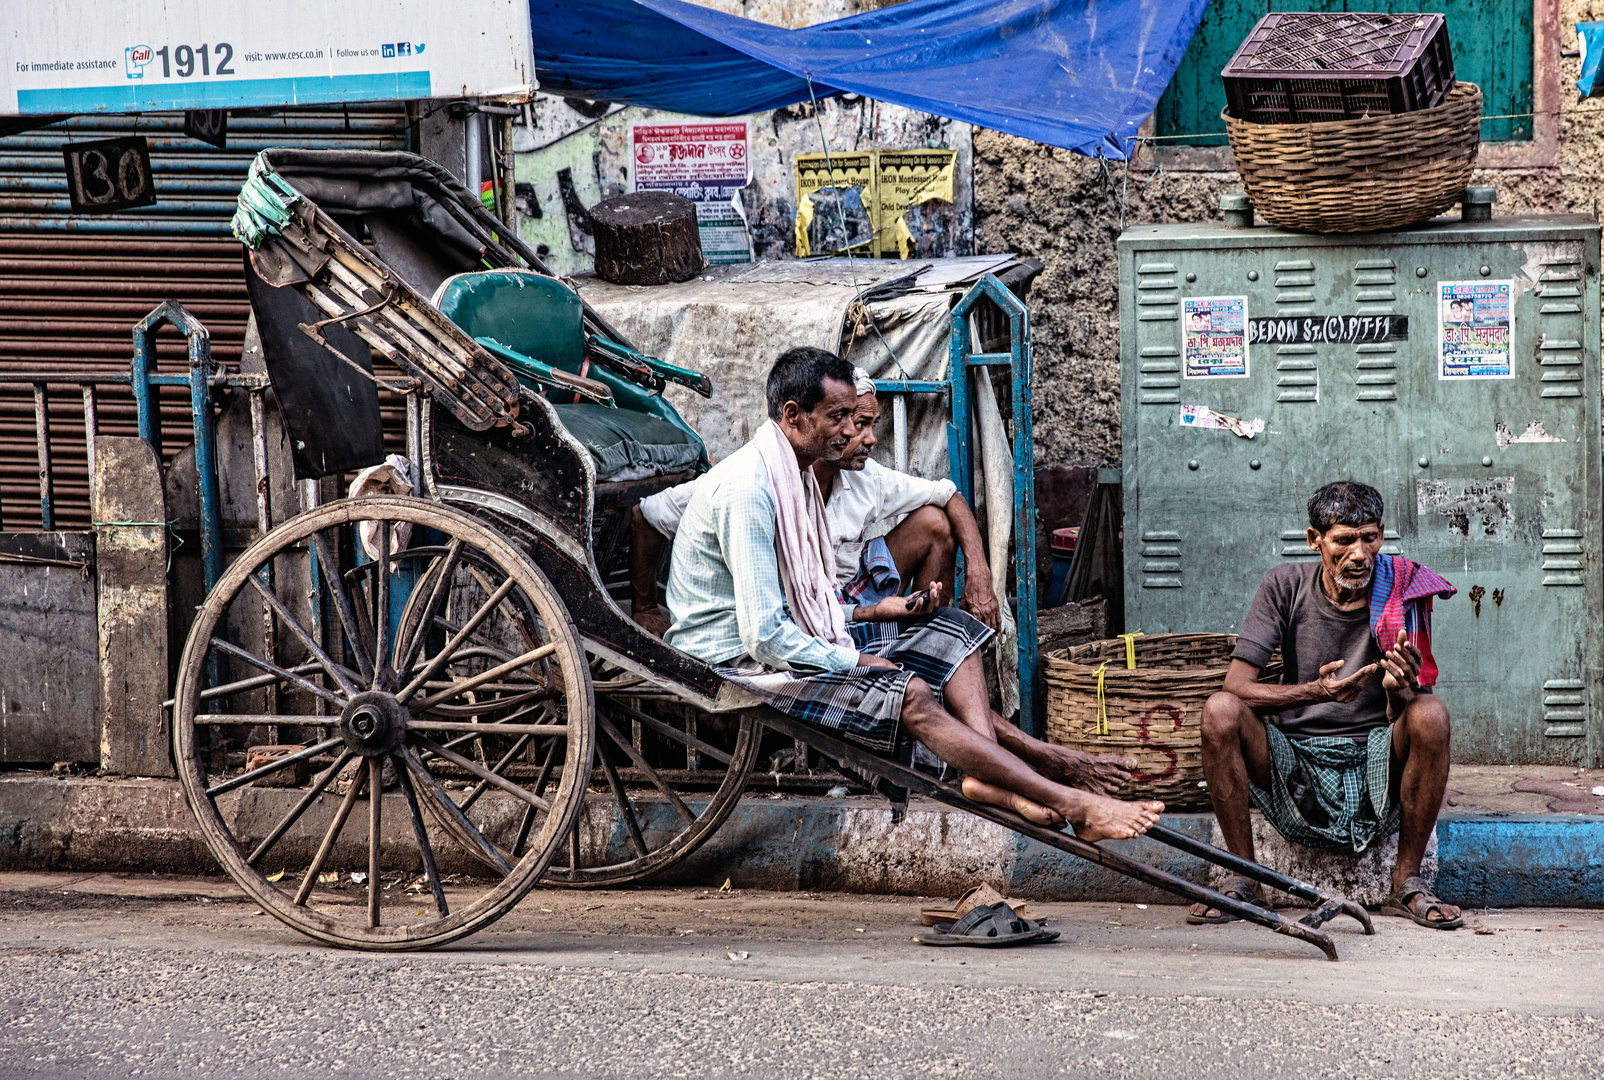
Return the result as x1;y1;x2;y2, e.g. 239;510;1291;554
972;2;1604;471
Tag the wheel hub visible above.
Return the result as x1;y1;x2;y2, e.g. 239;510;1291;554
339;691;408;757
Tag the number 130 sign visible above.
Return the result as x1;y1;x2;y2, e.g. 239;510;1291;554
62;136;157;213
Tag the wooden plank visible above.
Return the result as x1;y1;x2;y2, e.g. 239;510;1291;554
93;435;173;777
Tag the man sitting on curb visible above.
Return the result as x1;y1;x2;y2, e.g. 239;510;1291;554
629;368;1000;640
663;345;1157;838
1189;480;1462;929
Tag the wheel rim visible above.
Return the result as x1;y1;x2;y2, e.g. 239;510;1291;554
172;496;594;950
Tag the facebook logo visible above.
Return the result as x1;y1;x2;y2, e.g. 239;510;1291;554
397;42;412;56
381;43;396;58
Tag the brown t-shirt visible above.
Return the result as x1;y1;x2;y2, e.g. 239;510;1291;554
1231;562;1394;739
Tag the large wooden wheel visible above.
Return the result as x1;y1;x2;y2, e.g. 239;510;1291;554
172;496;594;950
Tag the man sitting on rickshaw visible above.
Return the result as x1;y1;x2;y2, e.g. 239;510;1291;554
630;368;1001;642
663;346;1162;840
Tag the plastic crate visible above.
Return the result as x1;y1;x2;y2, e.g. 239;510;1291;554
1222;12;1454;125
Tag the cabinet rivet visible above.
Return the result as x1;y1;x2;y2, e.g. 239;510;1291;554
1479;265;1492;277
1246;270;1259;282
1185;272;1197;283
1187;460;1199;470
1415;266;1428;278
1418;456;1430;468
1482;456;1493;467
1249;459;1261;470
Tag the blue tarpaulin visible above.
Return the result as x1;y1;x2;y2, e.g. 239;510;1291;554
529;0;1209;158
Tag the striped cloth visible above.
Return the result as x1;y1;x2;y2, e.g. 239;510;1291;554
1369;554;1456;689
1248;723;1399;853
717;606;994;753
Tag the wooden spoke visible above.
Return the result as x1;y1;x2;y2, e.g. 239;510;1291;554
373;522;391;674
418;688;557;718
192;661;324;705
310;531;374;684
511;739;561;859
595;745;648;859
194;714;337;726
413;644;558;713
459;734;535;814
395;540;464;682
596;712;694;826
294;763;368;906
397;745;511;876
598;695;734;766
208;638;349;710
407;720;569;738
394;754;449;918
247;750;356;867
206;737;344;798
412;735;550;811
246;575;360;696
367;757;383;928
397;576;521;703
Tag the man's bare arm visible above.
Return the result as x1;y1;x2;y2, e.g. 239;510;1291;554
629;506;670;635
944;494;1000;630
1220;656;1379;711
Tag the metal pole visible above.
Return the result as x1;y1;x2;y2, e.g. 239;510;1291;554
33;383;53;531
249;389;278;727
81;385;98;503
499;115;517;230
891;393;909;473
300;477;326;716
405;390;423;490
188;333;223;593
464;108;483;208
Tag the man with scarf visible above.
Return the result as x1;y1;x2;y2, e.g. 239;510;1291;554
664;347;1163;841
1189;481;1461;929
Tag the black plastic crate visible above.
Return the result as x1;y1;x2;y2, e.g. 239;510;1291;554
1222;11;1454;125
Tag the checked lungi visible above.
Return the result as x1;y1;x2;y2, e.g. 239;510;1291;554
716;606;993;754
1248;723;1399;853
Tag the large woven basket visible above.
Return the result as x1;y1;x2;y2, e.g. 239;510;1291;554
1224;81;1481;233
1043;634;1280;810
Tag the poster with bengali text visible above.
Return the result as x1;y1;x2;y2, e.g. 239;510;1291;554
630;120;751;265
1182;296;1249;378
1438;280;1514;379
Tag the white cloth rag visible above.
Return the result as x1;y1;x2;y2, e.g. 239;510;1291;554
752;420;853;651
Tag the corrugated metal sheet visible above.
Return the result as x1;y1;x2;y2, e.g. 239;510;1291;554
0;107;410;530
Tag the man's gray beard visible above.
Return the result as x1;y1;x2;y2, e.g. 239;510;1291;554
1337;568;1374;590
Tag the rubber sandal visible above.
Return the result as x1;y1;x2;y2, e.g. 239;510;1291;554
1379;875;1463;930
919;884;1033;927
1185;876;1263;925
915;902;1060;947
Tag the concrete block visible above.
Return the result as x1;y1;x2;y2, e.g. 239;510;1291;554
1207;812;1436;908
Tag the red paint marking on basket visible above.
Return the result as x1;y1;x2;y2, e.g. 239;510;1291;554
1130;704;1182;782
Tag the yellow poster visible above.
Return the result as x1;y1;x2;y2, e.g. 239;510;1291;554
793;152;875;257
875;149;956;259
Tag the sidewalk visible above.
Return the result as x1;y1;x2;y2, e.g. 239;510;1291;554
2;765;1602;907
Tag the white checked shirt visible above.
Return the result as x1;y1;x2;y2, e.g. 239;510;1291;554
663;442;861;673
645;457;957;585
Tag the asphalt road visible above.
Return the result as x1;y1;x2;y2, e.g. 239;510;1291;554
2;871;1601;1079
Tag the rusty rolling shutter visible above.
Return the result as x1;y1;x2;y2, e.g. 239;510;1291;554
0;107;410;530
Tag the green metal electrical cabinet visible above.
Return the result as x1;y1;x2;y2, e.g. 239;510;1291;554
1117;213;1602;766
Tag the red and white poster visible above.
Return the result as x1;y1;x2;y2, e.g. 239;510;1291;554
629;120;751;265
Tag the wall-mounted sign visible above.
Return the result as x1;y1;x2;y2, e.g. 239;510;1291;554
630;121;751;266
183;109;226;148
1438;280;1514;380
1248;314;1408;346
1;1;533;116
62;136;156;213
1182;296;1249;379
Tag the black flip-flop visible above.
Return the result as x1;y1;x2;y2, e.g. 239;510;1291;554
1186;877;1263;925
915;902;1060;947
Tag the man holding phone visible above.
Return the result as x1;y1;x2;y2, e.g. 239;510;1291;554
1189;481;1463;930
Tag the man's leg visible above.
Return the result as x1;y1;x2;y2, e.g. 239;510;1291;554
1189;691;1274;918
942;652;1136;794
898;675;1164;842
628;506;670;636
1387;695;1460;924
882;505;955;595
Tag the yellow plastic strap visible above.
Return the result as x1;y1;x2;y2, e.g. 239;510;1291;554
1094;659;1111;736
1118;630;1144;670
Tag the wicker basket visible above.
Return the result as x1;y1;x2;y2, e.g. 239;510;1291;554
1043;634;1280;810
1224;81;1481;233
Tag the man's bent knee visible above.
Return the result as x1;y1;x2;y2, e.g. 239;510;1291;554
1201;692;1245;745
899;676;938;730
1398;695;1451;753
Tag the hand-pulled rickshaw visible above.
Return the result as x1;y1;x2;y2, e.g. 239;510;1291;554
172;149;1371;957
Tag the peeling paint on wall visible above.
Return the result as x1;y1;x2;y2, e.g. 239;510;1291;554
1417;477;1516;541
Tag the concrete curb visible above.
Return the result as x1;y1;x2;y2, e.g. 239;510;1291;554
2;775;1598;907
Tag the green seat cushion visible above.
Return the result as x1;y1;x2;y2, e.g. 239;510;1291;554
550;403;701;481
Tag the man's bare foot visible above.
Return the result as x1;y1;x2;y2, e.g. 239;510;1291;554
961;776;1065;827
1061;791;1164;842
632;605;670;637
1032;745;1136;796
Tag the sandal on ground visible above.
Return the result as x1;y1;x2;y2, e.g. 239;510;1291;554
915;902;1059;947
919;884;1032;927
1379;875;1463;930
1185;876;1263;925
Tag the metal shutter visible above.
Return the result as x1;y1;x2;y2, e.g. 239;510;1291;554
0;107;409;529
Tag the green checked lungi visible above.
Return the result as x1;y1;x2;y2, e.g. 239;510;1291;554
1248;723;1399;853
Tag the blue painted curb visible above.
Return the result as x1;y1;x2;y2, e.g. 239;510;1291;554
1435;814;1604;908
